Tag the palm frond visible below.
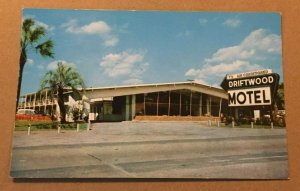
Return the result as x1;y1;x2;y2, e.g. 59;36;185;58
39;62;85;97
22;18;35;31
30;26;46;43
35;40;54;58
22;19;35;43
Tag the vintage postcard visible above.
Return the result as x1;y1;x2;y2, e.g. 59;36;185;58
10;9;288;179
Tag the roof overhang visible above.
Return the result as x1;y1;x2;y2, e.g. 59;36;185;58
84;82;228;100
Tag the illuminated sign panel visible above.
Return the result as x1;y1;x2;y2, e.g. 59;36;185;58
228;87;271;107
220;69;279;107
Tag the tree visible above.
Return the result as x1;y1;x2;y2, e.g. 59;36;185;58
270;82;285;126
39;62;85;123
17;18;54;109
276;82;285;110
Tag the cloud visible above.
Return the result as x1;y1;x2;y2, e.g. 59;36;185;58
205;29;281;64
23;15;55;32
186;60;262;82
199;18;208;26
61;19;77;32
223;18;241;28
62;19;119;47
122;78;144;85
185;28;281;85
100;51;145;77
63;20;110;34
80;21;111;34
35;20;55;31
104;36;119;47
47;60;76;70
241;29;281;54
99;51;148;84
177;30;192;38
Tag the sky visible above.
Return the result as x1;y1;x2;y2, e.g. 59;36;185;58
20;9;283;95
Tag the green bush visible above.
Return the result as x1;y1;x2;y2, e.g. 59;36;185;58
15;120;87;131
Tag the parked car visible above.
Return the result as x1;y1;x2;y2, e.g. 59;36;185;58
16;109;51;121
16;109;35;115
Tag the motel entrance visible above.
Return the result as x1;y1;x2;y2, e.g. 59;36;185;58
89;89;228;122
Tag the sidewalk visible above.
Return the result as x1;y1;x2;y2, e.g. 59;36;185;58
12;121;287;148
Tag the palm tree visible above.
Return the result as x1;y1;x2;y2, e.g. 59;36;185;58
17;18;54;109
40;62;85;123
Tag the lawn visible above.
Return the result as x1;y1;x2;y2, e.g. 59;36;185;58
15;120;88;131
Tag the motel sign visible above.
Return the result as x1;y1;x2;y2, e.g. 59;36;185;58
220;69;280;107
228;87;271;106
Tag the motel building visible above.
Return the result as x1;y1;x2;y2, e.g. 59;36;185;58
18;81;230;122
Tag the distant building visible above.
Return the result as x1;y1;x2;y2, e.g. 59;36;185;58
18;89;83;121
18;81;229;122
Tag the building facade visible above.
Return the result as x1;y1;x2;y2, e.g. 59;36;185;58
18;90;59;116
18;82;229;122
17;90;82;121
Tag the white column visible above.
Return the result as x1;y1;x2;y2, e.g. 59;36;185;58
131;95;136;120
206;96;210;115
210;96;212;116
44;91;47;113
219;98;222;117
90;105;95;120
89;104;95;120
125;95;130;121
33;93;36;108
29;95;32;108
39;92;42;107
199;93;202;116
89;105;93;120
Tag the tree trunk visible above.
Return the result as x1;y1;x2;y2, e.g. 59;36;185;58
16;49;26;111
58;88;66;123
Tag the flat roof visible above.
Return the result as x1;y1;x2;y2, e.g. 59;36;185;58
85;81;223;91
83;81;227;100
21;81;227;99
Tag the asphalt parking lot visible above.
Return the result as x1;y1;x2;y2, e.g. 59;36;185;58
10;121;288;179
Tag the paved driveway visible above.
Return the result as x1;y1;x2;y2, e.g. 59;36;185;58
10;121;288;179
